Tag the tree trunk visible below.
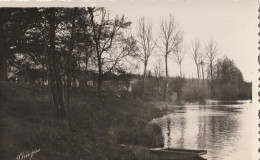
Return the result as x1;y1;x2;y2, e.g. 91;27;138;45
47;29;59;117
98;73;102;97
165;55;168;98
179;63;182;78
0;53;7;82
158;77;161;95
196;64;200;80
143;62;147;95
48;8;66;118
48;68;59;116
201;65;204;85
65;8;77;114
84;56;89;93
88;7;103;97
53;65;66;117
210;62;213;95
0;26;8;82
210;63;213;82
97;57;102;97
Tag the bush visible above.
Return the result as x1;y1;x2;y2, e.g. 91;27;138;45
117;118;164;147
214;83;238;100
168;77;186;101
182;80;210;103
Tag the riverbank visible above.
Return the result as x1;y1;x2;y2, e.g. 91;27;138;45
0;82;170;160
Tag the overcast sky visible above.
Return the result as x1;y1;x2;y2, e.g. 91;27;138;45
94;0;258;82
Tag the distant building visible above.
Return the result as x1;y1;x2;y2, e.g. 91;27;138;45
8;69;48;85
70;70;139;93
8;68;140;94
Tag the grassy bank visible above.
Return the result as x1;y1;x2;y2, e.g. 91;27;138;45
0;82;166;160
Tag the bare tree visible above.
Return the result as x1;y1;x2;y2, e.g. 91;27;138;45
157;14;183;98
88;7;132;97
154;58;163;78
136;17;155;95
190;38;202;80
154;58;163;94
205;37;218;86
199;53;206;84
172;43;185;77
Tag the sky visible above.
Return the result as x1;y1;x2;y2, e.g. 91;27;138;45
92;0;258;82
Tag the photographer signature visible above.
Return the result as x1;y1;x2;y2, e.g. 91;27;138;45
16;149;40;160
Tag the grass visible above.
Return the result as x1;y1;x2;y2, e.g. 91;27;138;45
0;82;166;160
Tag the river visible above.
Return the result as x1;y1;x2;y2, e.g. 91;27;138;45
151;100;252;160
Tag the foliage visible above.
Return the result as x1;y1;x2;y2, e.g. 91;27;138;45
0;8;40;81
1;7;138;117
117;118;163;147
168;77;186;101
211;57;251;100
88;7;137;96
182;79;210;102
1;8;251;105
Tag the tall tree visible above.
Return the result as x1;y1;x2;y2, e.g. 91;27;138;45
88;7;133;97
212;56;246;100
46;8;67;118
153;58;163;94
199;53;206;84
172;43;185;77
39;8;81;118
136;17;155;95
9;8;91;117
157;14;183;98
205;37;218;92
64;8;78;114
190;38;202;80
154;58;163;78
73;8;94;90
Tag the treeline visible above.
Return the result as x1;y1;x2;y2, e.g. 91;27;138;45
0;8;251;118
0;8;185;118
151;56;252;102
0;8;138;118
132;56;252;102
210;56;251;100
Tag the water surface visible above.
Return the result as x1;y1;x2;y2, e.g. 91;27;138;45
151;100;252;160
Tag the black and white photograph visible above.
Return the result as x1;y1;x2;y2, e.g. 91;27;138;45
0;0;258;160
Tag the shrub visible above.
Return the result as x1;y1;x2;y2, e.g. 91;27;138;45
182;80;210;103
117;118;164;147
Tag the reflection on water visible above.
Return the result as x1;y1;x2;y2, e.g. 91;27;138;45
152;100;252;160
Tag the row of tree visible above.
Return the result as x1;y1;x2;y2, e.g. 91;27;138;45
131;56;251;102
0;7;251;118
135;16;221;97
135;15;183;97
0;8;184;115
1;8;137;118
